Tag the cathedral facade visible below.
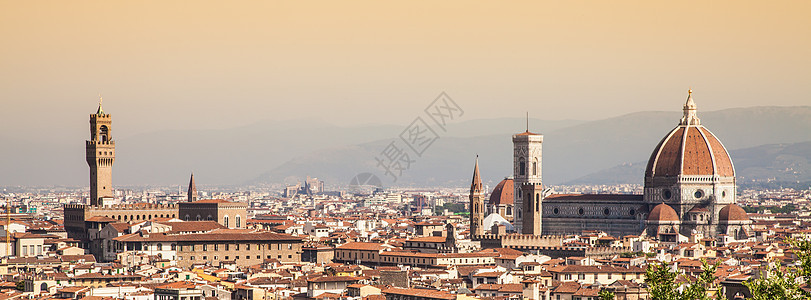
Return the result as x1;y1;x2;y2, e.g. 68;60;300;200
472;91;752;241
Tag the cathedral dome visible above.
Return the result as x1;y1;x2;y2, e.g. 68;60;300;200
489;178;514;206
719;204;749;222
645;91;735;178
648;203;679;222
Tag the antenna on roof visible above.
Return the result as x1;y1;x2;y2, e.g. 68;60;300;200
526;112;529;132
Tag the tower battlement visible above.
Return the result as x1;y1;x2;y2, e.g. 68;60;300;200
86;140;115;146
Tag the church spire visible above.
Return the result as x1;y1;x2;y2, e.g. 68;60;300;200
680;89;700;125
187;172;198;202
470;156;483;195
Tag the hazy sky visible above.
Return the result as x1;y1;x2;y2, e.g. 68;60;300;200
1;1;809;142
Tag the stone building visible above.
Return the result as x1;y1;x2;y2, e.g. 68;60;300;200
473;91;752;242
178;199;247;229
114;230;304;269
65;101;249;257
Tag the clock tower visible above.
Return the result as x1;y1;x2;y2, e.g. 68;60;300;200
86;98;115;206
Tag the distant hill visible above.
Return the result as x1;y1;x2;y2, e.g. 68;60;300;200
566;141;811;187
2;106;809;187
252;106;811;188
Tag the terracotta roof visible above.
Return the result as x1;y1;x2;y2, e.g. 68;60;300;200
408;236;446;243
719;204;749;222
515;130;541;136
157;221;226;232
382;287;455;300
85;216;118;223
114;230;302;242
307;276;361;283
645;105;735;178
336;242;386;251
648;203;679;222
489;178;514;206
108;223;130;232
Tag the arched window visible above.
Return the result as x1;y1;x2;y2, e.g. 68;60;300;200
184;215;190;221
99;125;109;142
171;244;176;250
136;215;140;220
157;243;163;251
519;158;526;176
196;215;201;221
236;215;241;228
224;215;229;228
533;161;537;176
40;283;48;292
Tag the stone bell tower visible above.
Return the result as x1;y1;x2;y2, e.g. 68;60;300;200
469;156;485;236
86;97;115;206
512;119;543;234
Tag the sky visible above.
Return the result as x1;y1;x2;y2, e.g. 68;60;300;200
1;0;810;143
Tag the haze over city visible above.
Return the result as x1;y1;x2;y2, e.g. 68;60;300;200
3;2;811;300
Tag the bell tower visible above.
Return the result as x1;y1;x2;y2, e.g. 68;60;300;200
86;97;115;206
469;156;485;236
512;119;543;234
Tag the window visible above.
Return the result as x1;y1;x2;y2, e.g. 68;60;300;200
246;244;250;251
224;216;229;228
519;158;526;176
203;256;207;260
236;243;240;251
535;194;539;212
225;244;229;251
190;256;195;260
236;215;241;228
203;244;207;251
171;244;176;251
214;244;219;251
214;256;218;260
236;256;239;260
157;243;163;251
533;161;537;175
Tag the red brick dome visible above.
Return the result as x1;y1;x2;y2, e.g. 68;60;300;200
719;204;749;222
489;178;514;206
645;92;735;178
648;203;679;222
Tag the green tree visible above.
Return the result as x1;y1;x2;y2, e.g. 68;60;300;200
744;238;811;300
599;289;616;300
645;259;719;300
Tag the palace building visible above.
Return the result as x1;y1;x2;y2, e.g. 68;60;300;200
471;91;752;243
64;99;247;260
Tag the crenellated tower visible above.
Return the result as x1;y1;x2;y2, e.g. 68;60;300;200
469;156;485;236
86;97;115;206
